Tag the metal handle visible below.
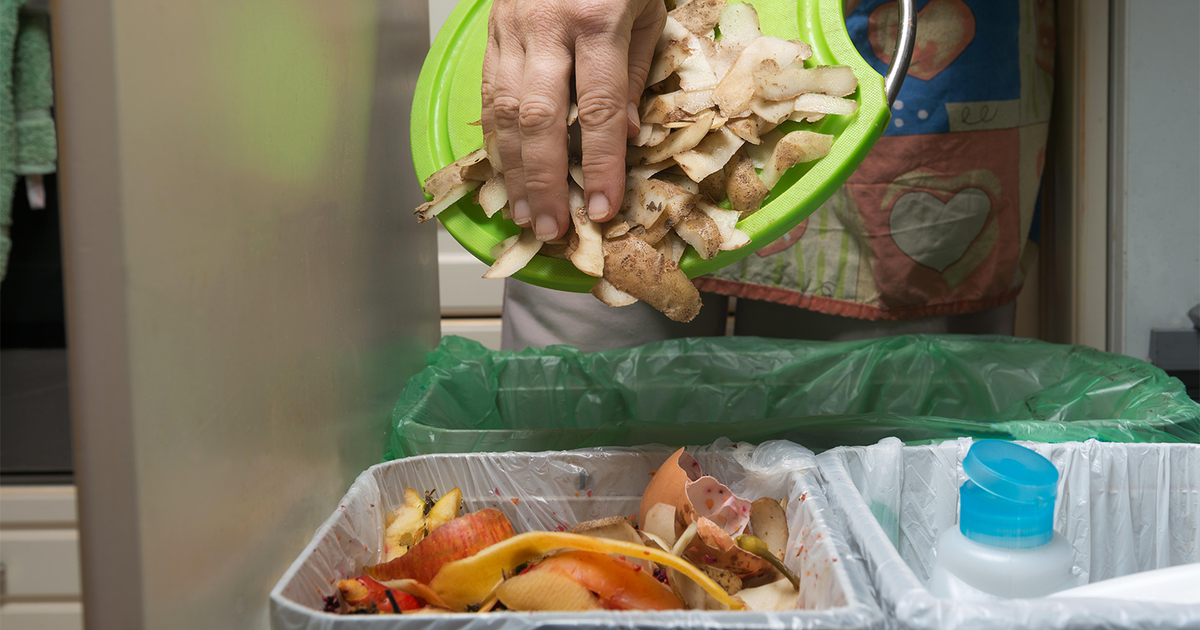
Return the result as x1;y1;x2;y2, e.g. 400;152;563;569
883;0;917;108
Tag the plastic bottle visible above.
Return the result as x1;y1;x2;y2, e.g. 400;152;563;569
928;440;1073;600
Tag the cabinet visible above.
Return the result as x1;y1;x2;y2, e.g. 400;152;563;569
0;486;83;630
438;227;503;349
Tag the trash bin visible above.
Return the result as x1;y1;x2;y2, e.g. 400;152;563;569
270;440;884;629
388;336;1200;459
816;438;1200;630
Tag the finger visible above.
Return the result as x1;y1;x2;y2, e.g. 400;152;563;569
626;1;666;136
519;39;574;241
481;13;500;135
492;33;529;226
575;28;632;222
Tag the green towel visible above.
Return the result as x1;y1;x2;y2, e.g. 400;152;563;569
1;0;57;282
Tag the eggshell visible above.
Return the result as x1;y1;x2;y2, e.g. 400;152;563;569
685;475;752;535
639;448;772;579
689;517;772;578
638;447;701;531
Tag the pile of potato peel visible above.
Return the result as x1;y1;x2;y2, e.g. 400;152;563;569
415;0;858;323
329;448;801;615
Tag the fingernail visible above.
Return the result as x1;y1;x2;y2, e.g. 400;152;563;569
587;193;609;222
627;102;641;131
534;214;559;241
513;199;531;227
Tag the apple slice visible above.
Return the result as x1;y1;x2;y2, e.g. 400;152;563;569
425;487;462;534
494;564;603;612
338;576;422;613
384;489;426;561
366;508;515;586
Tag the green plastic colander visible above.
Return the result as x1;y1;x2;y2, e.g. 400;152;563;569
411;0;915;292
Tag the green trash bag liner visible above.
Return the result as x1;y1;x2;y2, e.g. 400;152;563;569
387;335;1200;459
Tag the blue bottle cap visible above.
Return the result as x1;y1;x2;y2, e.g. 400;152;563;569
959;440;1059;549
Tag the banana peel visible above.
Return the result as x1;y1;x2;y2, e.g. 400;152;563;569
428;531;745;611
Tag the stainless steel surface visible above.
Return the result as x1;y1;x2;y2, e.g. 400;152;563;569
53;0;438;628
884;0;916;108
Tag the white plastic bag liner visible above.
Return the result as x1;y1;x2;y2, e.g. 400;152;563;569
817;438;1200;630
270;439;883;629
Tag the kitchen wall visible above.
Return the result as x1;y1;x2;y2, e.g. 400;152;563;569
1109;0;1200;360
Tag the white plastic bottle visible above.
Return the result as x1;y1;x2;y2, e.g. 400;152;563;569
928;440;1073;600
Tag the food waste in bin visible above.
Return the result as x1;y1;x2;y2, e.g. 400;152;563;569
326;448;801;615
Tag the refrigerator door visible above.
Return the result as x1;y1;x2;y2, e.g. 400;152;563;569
52;0;439;628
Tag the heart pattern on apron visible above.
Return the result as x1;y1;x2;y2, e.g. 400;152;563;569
888;187;991;272
869;0;976;81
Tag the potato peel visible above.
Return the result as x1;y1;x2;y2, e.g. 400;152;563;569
753;63;858;101
603;234;701;322
669;0;726;37
475;174;508;218
591;278;639;307
713;36;811;117
415;181;480;223
674;207;723;260
568;184;604;277
725;151;771;216
644;110;717;164
483;229;542;279
674;127;745;183
758;130;834;189
414;0;859;323
793;92;859;116
648;40;690;87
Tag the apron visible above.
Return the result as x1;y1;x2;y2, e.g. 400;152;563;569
695;0;1055;320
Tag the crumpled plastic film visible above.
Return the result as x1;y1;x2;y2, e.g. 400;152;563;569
388;336;1200;459
269;440;884;630
817;438;1200;630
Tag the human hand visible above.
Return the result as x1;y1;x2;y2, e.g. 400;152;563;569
482;0;667;241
